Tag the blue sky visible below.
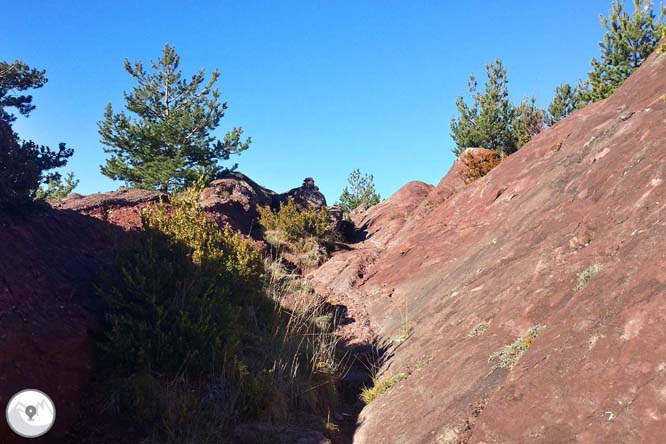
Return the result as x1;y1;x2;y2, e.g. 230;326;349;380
3;0;611;202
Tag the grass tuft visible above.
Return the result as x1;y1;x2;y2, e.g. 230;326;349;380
575;263;603;291
359;354;433;405
489;325;544;369
390;319;414;344
360;372;408;404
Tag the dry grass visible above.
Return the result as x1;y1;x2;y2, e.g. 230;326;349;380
390;319;414;344
264;253;346;417
360;354;433;405
415;355;433;370
121;370;244;444
360;372;408;404
489;325;544;369
390;301;414;344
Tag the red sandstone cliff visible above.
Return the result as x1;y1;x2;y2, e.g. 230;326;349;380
311;45;666;443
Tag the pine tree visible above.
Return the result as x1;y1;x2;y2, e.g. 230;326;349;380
338;169;381;213
450;59;517;156
36;172;79;200
99;44;250;192
0;60;73;208
587;0;665;102
546;81;589;125
0;61;47;124
514;97;546;148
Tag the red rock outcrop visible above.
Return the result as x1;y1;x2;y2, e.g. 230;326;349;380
5;40;666;444
281;177;328;210
55;173;331;238
199;171;277;236
54;188;164;229
311;47;666;443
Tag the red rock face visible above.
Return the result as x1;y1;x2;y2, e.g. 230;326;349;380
311;48;666;443
54;188;164;229
0;210;129;443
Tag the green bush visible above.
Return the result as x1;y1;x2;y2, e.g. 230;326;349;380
259;198;333;271
101;187;265;376
258;197;331;245
113;365;273;444
98;188;344;441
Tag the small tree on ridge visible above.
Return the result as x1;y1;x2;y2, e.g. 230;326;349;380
99;44;250;192
586;0;665;102
450;59;518;156
546;81;589;125
338;169;381;213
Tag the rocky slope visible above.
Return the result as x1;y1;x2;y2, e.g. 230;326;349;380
310;46;666;443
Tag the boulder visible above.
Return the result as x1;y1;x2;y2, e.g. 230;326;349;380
279;177;327;210
199;171;277;236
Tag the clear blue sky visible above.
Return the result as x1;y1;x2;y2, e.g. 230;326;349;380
3;0;612;202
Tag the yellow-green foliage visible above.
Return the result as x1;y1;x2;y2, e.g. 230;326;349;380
100;188;345;442
99;189;273;430
489;325;544;369
146;188;265;295
360;354;433;404
360;372;408;404
258;197;331;246
575;263;603;291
